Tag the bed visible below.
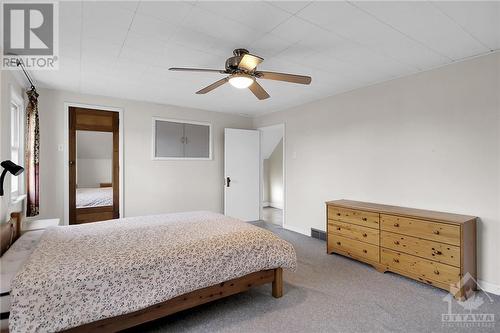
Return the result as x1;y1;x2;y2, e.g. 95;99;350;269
75;187;113;208
1;211;296;333
1;229;44;332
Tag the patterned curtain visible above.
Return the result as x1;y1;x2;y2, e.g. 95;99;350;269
25;88;40;217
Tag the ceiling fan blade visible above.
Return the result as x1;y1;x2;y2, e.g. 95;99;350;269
248;81;270;100
238;54;263;71
169;67;227;74
256;71;312;85
196;77;229;94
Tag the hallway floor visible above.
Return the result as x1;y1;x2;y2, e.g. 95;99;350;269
262;207;282;226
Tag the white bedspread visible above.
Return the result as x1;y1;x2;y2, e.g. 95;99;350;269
76;187;113;208
0;231;45;332
9;211;296;332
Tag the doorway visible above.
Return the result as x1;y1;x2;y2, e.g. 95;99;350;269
68;107;120;224
259;124;284;227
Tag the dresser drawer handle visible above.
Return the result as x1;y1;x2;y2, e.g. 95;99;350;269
336;227;341;231
363;249;367;253
362;233;367;237
393;258;399;263
336;213;341;216
394;240;400;245
434;269;440;275
362;217;367;221
433;230;440;235
336;242;341;246
394;223;399;227
433;250;442;255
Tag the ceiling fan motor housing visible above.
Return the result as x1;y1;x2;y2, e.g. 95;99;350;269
233;48;249;56
225;57;241;72
225;48;250;72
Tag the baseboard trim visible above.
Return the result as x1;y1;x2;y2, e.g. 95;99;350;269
478;279;500;295
283;224;309;236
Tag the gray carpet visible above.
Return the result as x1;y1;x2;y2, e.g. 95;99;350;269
128;222;500;333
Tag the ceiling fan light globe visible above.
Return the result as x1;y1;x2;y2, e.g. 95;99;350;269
229;74;254;89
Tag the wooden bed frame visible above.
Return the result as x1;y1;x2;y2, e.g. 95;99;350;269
0;212;22;257
1;213;285;333
63;268;283;333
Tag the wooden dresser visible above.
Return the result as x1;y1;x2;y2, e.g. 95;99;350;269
326;200;477;299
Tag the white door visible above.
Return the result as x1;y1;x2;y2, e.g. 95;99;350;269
224;128;260;221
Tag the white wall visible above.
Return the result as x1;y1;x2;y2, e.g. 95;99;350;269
77;158;112;188
35;88;253;222
0;70;26;222
263;159;270;205
77;131;113;159
268;139;283;209
253;53;500;289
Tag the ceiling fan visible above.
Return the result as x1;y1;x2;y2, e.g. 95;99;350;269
169;48;312;100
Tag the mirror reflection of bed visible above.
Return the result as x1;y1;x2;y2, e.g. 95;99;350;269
69;107;119;224
76;131;113;209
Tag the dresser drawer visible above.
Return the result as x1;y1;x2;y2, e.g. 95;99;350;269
328;234;379;263
381;248;461;285
381;231;460;267
328;206;379;229
380;214;460;246
329;220;379;246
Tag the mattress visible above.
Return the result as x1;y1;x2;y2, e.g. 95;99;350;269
0;230;45;332
76;187;113;208
9;211;296;332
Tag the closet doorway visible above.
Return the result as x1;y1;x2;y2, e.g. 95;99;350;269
68;107;120;224
259;124;284;227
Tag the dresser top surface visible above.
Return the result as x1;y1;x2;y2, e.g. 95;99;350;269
326;200;476;224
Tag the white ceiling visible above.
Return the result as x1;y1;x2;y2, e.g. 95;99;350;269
33;1;499;116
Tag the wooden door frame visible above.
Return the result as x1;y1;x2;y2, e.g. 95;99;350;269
69;107;119;224
64;103;124;226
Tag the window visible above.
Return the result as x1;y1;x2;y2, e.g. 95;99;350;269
152;118;212;160
10;97;24;198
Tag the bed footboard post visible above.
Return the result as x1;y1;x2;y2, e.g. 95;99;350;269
272;268;283;298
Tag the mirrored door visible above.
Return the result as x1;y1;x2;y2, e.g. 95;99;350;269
69;107;119;224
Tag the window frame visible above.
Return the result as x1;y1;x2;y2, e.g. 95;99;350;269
10;89;25;201
151;117;213;161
